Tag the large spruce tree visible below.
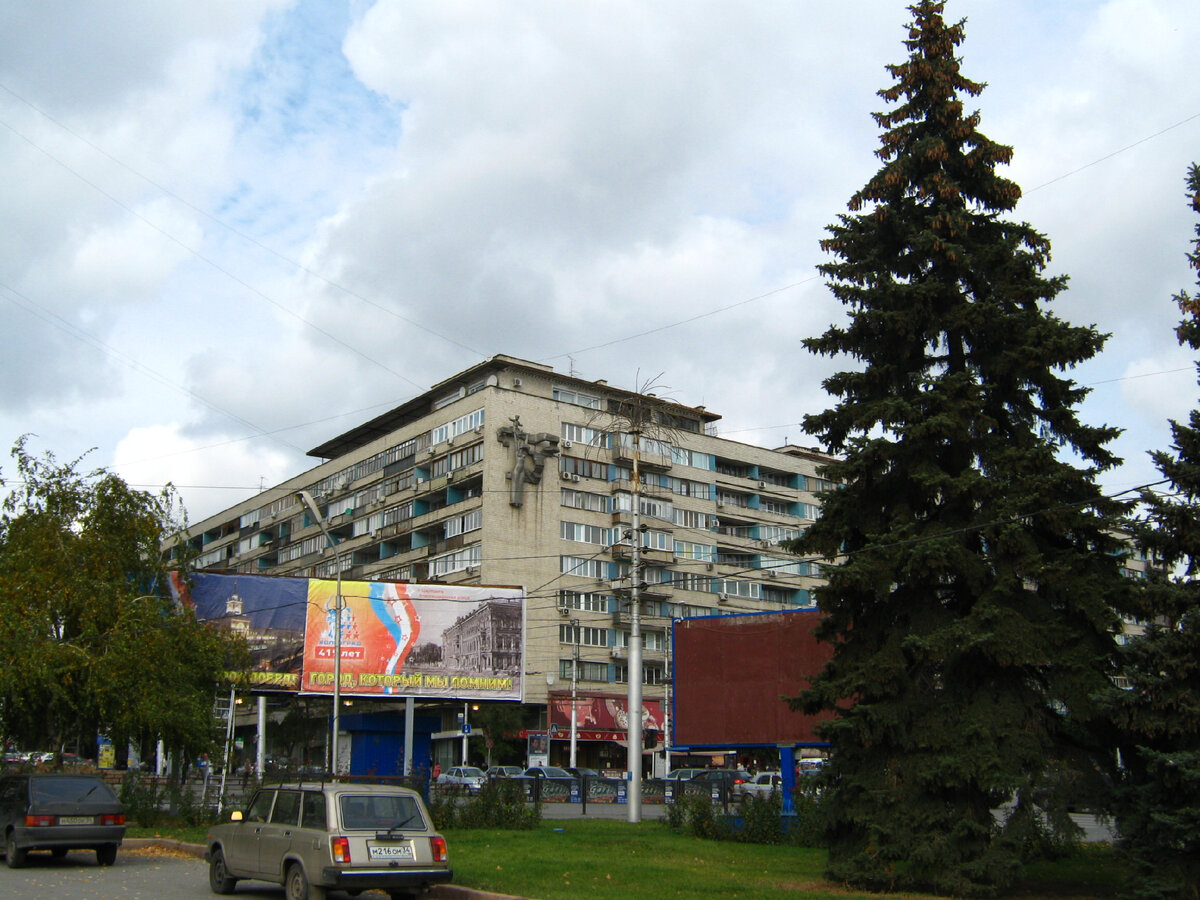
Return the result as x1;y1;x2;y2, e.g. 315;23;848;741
795;3;1128;893
1110;164;1200;900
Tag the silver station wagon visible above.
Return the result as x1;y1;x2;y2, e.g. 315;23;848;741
205;781;451;900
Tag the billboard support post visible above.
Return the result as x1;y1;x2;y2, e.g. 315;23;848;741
297;490;344;775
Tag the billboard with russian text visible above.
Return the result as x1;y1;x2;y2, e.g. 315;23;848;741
172;572;524;701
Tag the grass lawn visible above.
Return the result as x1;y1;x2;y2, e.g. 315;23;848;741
442;819;1125;900
128;818;1125;899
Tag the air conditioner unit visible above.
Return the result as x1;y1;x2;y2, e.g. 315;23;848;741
758;481;766;489
705;563;714;572
718;593;730;603
512;377;523;388
558;606;572;617
611;647;626;659
447;437;454;446
570;474;581;483
447;471;456;481
466;566;478;575
562;440;573;450
766;571;777;579
474;425;484;434
560;471;574;481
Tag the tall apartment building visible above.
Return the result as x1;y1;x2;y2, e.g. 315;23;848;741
177;354;834;770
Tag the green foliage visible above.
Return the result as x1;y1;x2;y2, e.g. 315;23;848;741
663;792;826;847
792;2;1126;894
1108;163;1200;900
119;771;169;828
0;437;249;762
427;780;541;830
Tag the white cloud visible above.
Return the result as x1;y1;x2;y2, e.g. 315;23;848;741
0;0;1198;523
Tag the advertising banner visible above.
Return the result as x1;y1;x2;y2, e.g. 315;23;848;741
174;572;524;701
547;693;664;741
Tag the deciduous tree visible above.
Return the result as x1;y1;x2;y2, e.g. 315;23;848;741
0;437;246;764
793;3;1127;893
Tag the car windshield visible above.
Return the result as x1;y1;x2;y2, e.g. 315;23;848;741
32;777;117;803
538;767;572;778
339;794;425;831
460;767;484;777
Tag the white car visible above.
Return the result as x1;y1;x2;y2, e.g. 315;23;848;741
736;771;783;800
436;766;487;791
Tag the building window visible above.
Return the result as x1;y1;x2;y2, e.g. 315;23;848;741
561;521;613;546
716;490;750;508
672;570;714;593
562;660;610;682
433;386;465;410
672;508;711;530
716;578;761;600
559;624;608;647
429;544;481;576
674;541;715;562
553;387;601;410
614;663;666;685
562;423;610;448
617;631;665;651
561;488;609;513
561;556;609;580
558;589;611;613
560;456;610;480
430;408;485;445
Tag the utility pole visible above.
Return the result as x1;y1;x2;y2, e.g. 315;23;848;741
570;619;579;769
296;490;344;775
627;428;644;823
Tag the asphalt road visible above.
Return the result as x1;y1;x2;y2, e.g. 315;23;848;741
0;846;406;900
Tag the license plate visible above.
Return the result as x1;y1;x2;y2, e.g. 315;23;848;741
368;844;414;860
59;816;93;825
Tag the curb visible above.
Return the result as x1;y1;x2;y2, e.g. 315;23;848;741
123;838;206;857
123;840;526;899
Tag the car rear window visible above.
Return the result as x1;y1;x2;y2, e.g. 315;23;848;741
31;777;117;803
339;794;425;831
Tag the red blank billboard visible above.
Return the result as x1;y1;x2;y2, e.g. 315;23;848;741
672;609;834;747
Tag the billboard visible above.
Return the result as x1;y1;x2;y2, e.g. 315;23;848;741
671;609;834;747
172;572;524;701
547;693;665;743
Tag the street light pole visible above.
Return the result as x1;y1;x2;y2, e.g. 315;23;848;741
296;489;344;775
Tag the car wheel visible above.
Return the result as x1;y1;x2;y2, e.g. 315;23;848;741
96;844;118;866
208;847;238;894
5;833;27;868
51;847;69;858
285;862;326;900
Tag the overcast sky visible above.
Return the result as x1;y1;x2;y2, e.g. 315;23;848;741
1;0;1198;524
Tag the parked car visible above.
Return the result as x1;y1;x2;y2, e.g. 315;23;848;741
521;765;575;781
567;767;603;780
437;766;487;791
663;767;706;781
205;781;451;899
736;771;783;800
0;772;126;867
485;765;523;780
689;768;753;800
